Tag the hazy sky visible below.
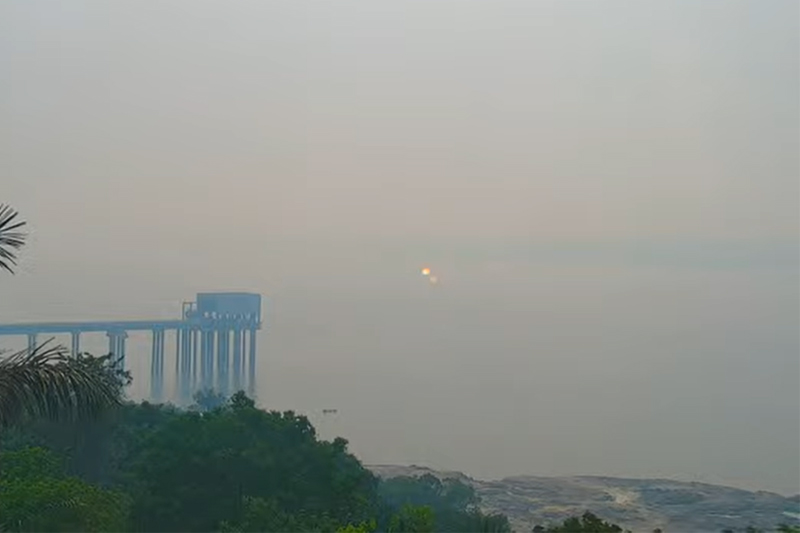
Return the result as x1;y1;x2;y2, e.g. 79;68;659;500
1;1;798;494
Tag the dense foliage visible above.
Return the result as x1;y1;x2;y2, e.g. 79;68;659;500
532;511;627;532
379;473;511;532
0;386;515;532
0;447;130;531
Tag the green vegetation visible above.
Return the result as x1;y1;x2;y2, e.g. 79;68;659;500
0;388;514;532
721;526;800;533
379;473;510;532
0;447;130;532
532;511;628;532
0;345;123;428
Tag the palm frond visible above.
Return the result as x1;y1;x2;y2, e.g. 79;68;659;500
0;204;27;274
0;341;122;427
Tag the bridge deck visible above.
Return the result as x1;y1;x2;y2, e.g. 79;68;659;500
0;319;187;335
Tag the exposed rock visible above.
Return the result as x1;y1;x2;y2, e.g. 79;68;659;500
368;465;800;533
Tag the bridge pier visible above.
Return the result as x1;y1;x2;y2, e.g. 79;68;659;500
248;328;257;397
150;329;165;402
107;331;128;369
176;328;184;401
200;329;214;391
177;327;191;404
240;329;247;392
216;329;230;396
71;331;81;356
232;328;243;393
190;328;199;392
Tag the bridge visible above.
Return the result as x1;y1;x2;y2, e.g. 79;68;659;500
0;292;263;404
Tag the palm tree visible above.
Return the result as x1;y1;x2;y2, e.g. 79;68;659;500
0;204;121;426
0;204;26;274
0;342;121;427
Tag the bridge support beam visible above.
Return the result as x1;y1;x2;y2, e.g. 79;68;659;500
200;329;214;391
150;329;165;402
71;332;81;356
177;328;189;404
181;328;197;404
247;328;257;397
174;327;180;395
107;331;128;370
189;328;198;393
27;333;36;352
216;329;230;397
232;328;243;393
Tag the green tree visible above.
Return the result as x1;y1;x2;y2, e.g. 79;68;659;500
336;520;377;533
379;474;510;532
388;504;436;533
380;474;478;512
542;511;627;533
192;388;228;412
0;343;123;428
217;495;346;533
0;370;163;489
473;512;512;533
126;391;379;532
0;447;129;532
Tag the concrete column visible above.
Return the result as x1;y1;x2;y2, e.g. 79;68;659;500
173;328;181;403
216;329;229;396
150;329;165;402
117;332;128;371
239;328;246;391
106;331;127;370
174;327;181;372
71;331;80;356
241;329;247;395
150;330;158;401
232;328;243;393
198;330;206;390
200;329;214;390
247;328;257;397
159;329;165;402
179;327;191;404
185;328;194;403
159;330;166;400
189;329;198;393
